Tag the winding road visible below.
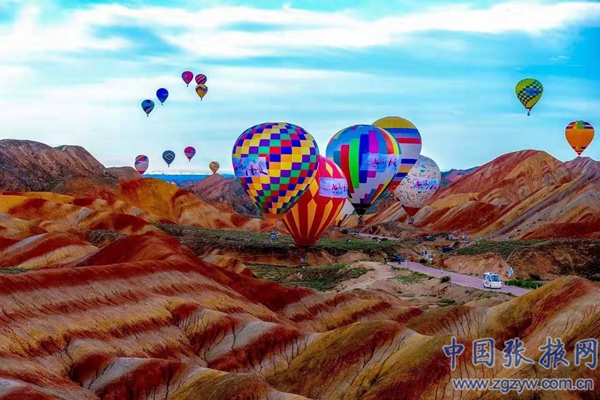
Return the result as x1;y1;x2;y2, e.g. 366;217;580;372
389;261;530;296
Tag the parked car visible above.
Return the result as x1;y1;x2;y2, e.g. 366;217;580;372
483;272;502;289
441;246;455;253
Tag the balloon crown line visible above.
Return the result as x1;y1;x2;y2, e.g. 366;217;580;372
141;70;209;116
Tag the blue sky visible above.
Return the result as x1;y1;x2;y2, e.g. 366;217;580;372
0;0;599;173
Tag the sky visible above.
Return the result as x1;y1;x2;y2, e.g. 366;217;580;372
0;0;599;174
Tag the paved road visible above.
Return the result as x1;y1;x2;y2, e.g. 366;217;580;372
389;261;531;297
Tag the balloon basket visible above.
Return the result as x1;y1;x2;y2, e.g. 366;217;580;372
358;216;365;227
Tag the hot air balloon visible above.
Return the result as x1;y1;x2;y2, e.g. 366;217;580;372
515;78;543;116
232;122;319;219
141;99;154;117
209;161;220;174
282;155;348;249
394;155;441;223
134;155;149;175
326;124;400;224
162;150;175;167
156;88;169;105
184;146;196;162
333;199;355;228
195;74;207;85
195;84;208;100
182;71;193;86
565;121;595;157
373;116;421;191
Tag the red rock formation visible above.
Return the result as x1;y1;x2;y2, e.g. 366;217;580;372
0;139;137;192
367;150;600;239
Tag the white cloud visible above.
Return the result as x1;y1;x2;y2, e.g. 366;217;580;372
1;1;599;60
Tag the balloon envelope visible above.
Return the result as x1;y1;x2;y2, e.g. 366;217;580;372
209;161;220;174
184;146;196;161
326;124;400;216
333;198;355;228
232;122;319;219
195;84;208;100
134;155;149;175
141;99;154;116
372;116;421;191
156;88;169;105
394;155;441;217
515;78;543;115
282;155;348;247
162;150;175;167
182;71;193;86
195;74;207;84
565;121;595;156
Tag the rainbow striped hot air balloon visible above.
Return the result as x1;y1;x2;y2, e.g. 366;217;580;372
326;124;400;219
134;155;149;175
232;122;319;219
373;116;421;191
565;121;595;157
282;155;348;248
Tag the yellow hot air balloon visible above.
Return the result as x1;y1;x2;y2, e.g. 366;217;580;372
195;84;208;100
565;121;595;156
515;78;543;116
209;161;220;174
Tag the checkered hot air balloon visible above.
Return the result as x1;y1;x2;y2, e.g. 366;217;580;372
232;122;319;219
326;124;400;217
515;78;543;116
373;116;421;191
282;155;348;248
394;155;441;218
134;155;149;175
565;121;594;156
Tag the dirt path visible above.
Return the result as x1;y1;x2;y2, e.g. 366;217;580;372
390;261;530;296
335;261;397;291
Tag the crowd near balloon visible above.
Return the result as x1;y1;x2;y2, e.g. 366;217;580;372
135;70;594;252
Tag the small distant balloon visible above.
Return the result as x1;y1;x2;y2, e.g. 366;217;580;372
162;150;175;167
156;88;169;105
141;99;154;117
184;146;196;162
515;78;543;116
195;74;207;85
195;84;208;100
209;161;220;174
182;71;194;86
134;155;149;175
565;121;595;157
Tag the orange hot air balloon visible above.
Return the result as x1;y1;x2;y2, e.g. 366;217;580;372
282;155;348;248
565;121;595;156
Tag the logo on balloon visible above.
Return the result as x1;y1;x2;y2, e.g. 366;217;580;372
412;178;439;191
233;156;269;178
361;153;399;172
525;88;540;96
319;178;348;198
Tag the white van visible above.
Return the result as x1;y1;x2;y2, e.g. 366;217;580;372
483;272;502;289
